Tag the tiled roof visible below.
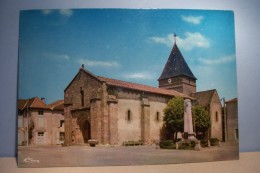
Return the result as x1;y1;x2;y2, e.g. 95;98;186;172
48;100;64;110
18;99;28;110
158;44;196;80
17;97;50;110
29;97;49;109
226;98;237;103
97;76;191;99
194;89;216;107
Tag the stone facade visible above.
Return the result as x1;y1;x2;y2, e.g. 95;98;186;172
18;98;65;146
64;68;184;145
209;91;223;140
158;76;196;97
64;69;111;145
63;41;225;145
195;90;223;140
225;98;238;142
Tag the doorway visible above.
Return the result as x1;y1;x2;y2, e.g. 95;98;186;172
82;121;91;143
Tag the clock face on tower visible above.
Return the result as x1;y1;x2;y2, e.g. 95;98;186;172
168;78;172;83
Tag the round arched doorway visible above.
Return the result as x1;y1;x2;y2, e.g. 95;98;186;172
82;120;91;143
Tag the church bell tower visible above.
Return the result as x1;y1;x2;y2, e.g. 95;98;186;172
158;33;197;96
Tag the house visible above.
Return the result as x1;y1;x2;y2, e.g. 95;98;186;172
17;97;64;145
194;89;223;140
225;98;238;142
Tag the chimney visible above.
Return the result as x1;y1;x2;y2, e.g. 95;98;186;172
41;97;45;103
81;64;84;69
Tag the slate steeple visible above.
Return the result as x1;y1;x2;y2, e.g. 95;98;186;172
158;34;196;96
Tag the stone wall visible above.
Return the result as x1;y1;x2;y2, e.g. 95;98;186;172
226;100;238;142
64;69;175;145
30;109;52;145
23;109;65;145
64;69;104;145
117;99;142;144
141;98;150;143
209;92;223;140
107;97;118;145
50;110;64;145
158;76;196;96
117;97;167;144
90;98;102;143
64;70;103;108
149;101;165;142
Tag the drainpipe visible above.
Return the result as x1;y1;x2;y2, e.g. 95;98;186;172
27;104;29;146
220;98;226;142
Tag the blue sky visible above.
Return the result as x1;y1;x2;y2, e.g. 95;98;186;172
18;9;237;104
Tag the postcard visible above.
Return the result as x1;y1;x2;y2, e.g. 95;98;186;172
17;9;238;167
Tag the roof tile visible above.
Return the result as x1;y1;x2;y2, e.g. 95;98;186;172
158;44;196;80
97;76;191;99
194;89;216;107
48;100;64;110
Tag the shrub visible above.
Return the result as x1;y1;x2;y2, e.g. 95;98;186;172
159;140;173;146
190;141;196;148
123;140;143;146
159;140;176;149
210;138;219;146
178;141;194;150
200;140;208;147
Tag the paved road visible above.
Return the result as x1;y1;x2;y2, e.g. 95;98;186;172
18;143;239;167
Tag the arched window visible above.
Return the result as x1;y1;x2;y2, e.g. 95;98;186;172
215;112;218;122
127;110;131;121
80;87;84;106
156;111;160;121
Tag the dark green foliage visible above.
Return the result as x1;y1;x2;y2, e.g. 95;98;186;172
159;140;196;150
159;140;175;149
159;140;173;146
163;97;184;141
178;141;195;150
200;140;209;147
192;105;210;139
210;138;219;146
190;141;196;148
123;140;143;146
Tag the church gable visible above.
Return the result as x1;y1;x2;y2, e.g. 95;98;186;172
195;89;216;107
64;68;103;108
211;90;222;105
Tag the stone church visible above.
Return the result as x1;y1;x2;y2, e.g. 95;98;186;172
64;39;223;145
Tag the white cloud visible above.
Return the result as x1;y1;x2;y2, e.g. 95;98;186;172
41;9;73;17
122;72;154;80
44;53;70;60
149;35;173;46
150;32;210;51
181;15;204;25
199;54;236;65
78;59;120;68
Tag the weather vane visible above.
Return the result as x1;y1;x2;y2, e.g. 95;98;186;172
174;32;177;45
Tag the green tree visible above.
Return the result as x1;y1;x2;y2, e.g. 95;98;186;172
163;97;184;141
192;105;210;139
